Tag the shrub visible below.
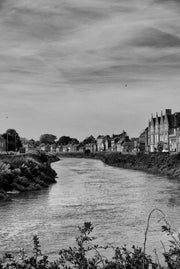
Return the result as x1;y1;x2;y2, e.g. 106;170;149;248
0;176;13;191
4;207;180;268
0;222;160;269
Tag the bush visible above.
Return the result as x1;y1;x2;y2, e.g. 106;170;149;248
0;176;13;191
0;222;160;269
16;176;30;187
2;208;180;268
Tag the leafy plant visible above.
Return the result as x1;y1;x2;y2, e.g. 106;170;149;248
161;224;180;268
2;211;180;269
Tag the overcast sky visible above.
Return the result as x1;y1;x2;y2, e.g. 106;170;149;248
0;0;180;140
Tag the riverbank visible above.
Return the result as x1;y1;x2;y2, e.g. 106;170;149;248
0;151;60;200
58;151;180;179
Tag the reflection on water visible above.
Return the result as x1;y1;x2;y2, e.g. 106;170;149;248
0;158;180;259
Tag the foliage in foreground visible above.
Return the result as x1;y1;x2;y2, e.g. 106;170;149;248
1;209;180;269
0;222;157;269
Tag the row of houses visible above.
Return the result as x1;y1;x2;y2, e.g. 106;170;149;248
1;108;179;154
147;109;180;152
40;131;144;154
41;109;180;154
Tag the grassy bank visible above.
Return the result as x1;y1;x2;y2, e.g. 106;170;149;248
0;151;59;200
58;151;180;179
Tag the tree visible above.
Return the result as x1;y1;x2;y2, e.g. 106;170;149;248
82;135;96;145
35;140;40;147
28;139;36;147
2;129;22;152
71;138;79;145
58;136;72;146
39;134;57;145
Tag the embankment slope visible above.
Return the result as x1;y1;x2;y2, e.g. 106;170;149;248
58;151;180;179
0;151;59;200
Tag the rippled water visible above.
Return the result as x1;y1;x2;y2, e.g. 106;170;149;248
1;158;180;260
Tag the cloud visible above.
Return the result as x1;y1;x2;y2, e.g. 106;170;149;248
153;0;180;14
0;0;180;139
0;0;4;9
155;0;180;4
131;28;180;48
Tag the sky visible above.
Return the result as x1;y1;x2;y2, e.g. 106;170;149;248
0;0;180;140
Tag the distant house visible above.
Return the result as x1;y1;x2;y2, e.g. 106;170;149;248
69;143;79;152
62;145;70;152
55;146;61;152
111;131;128;152
139;128;148;152
21;137;37;152
116;137;127;152
176;127;180;152
20;138;29;153
111;137;117;152
77;144;85;152
122;141;134;153
0;135;6;152
131;138;139;152
97;135;105;151
103;135;111;151
84;143;97;153
50;144;57;152
40;144;51;152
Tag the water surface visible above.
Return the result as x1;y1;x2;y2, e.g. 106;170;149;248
0;158;180;259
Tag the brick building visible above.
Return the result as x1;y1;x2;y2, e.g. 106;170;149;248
147;109;180;152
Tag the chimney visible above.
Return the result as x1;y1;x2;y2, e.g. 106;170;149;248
165;109;172;115
174;112;177;127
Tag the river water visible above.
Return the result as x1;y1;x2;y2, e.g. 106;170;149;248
0;158;180;261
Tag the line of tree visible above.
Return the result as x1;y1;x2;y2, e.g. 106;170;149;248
1;130;95;152
38;134;79;146
39;134;57;145
57;136;79;146
37;134;99;147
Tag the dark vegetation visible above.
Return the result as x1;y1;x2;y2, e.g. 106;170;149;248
0;209;180;268
0;151;59;200
58;152;180;179
58;136;79;146
2;129;22;152
39;134;57;145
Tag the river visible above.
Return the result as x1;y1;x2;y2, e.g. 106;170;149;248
0;158;180;261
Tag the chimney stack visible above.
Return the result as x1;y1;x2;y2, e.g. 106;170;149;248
174;112;177;127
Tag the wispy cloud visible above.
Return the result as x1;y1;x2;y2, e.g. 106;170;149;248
131;28;180;48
